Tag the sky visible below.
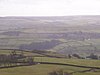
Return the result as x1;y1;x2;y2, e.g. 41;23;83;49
0;0;100;16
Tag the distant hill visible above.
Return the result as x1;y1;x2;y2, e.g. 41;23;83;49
0;16;100;56
19;40;61;50
0;16;100;31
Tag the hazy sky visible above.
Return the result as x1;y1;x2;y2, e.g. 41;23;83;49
0;0;100;16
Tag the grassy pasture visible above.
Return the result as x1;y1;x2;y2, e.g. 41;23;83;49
0;49;100;75
0;64;100;75
34;57;100;67
0;49;43;57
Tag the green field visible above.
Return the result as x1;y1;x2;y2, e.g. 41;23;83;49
0;50;100;75
0;49;44;57
0;64;100;75
34;57;100;67
0;64;87;75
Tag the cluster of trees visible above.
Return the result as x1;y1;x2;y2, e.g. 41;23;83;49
86;53;99;59
67;53;99;60
0;50;34;67
67;54;84;59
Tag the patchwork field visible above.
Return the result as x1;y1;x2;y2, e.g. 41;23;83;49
0;16;100;75
0;49;100;75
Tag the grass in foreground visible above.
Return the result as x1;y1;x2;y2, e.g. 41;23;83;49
0;64;100;75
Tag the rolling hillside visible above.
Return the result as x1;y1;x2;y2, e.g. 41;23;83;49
0;16;100;56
